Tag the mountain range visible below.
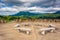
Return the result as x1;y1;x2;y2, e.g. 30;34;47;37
11;11;60;16
11;11;41;16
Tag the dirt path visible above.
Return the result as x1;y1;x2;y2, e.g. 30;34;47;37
0;21;60;40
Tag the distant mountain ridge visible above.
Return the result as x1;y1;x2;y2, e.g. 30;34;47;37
11;11;60;16
11;11;41;16
55;11;60;14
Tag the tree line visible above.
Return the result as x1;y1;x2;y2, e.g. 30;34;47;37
0;14;60;23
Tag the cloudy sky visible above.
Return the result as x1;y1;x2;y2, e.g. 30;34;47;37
0;0;60;15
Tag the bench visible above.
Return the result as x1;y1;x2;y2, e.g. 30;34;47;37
39;27;56;35
14;27;32;34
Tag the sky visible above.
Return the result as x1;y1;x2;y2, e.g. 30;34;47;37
0;0;60;15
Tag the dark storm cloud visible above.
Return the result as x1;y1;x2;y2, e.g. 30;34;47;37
31;0;54;7
1;0;60;7
1;0;24;6
31;0;60;7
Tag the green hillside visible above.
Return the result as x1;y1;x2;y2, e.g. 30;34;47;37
0;13;60;22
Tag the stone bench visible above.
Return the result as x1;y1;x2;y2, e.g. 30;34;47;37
14;27;32;34
39;27;56;35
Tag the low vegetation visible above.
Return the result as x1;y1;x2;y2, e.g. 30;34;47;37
0;13;60;23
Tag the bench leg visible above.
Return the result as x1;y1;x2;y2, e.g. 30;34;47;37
50;30;54;32
18;29;21;32
41;31;46;35
26;31;30;34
